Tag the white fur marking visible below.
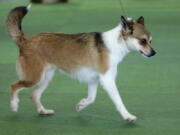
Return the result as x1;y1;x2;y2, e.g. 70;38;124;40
76;81;98;111
16;60;24;80
27;4;32;10
58;67;99;83
32;66;55;115
10;88;23;112
72;68;99;83
101;24;137;121
11;98;19;112
127;17;133;21
126;38;141;51
103;25;130;66
100;75;137;121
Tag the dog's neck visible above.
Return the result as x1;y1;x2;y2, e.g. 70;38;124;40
102;24;130;64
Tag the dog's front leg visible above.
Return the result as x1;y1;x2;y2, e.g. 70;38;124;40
100;74;137;122
76;81;98;112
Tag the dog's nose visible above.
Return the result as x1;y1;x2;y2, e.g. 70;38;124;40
150;49;156;56
147;49;156;57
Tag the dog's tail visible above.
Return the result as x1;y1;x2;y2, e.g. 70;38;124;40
6;4;32;44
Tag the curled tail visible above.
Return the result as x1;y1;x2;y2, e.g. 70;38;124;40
6;4;31;43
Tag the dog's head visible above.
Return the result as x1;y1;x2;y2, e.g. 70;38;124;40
120;16;156;57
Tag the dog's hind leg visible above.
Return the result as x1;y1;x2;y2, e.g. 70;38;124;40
10;56;45;112
76;81;98;112
31;66;55;115
11;81;35;112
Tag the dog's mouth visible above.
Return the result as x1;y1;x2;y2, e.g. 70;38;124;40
140;50;156;58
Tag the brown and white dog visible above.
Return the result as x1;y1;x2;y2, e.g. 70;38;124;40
6;5;156;122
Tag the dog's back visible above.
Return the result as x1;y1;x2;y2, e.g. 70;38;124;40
25;32;109;73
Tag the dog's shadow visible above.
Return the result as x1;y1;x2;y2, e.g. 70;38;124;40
33;113;139;128
4;112;140;135
69;114;139;129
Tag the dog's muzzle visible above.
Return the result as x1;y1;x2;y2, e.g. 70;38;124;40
147;49;156;57
140;49;156;58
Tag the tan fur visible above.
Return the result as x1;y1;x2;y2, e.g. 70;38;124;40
22;32;109;73
10;33;109;99
132;23;150;39
141;43;152;51
122;22;150;40
121;20;153;53
6;7;27;43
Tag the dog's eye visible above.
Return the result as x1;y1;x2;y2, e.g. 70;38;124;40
140;39;147;45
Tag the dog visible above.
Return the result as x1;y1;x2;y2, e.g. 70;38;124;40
6;5;156;122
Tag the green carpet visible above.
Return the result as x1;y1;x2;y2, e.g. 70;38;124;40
0;0;180;135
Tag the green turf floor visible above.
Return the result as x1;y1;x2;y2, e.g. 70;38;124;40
0;0;180;135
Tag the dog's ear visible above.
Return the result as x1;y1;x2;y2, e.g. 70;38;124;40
121;16;128;30
137;16;144;25
121;16;133;34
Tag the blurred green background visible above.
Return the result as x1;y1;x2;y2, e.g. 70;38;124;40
0;0;180;135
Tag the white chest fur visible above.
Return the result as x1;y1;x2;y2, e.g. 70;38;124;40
102;25;130;66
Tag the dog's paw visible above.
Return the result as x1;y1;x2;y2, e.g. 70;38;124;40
10;99;19;112
123;114;137;122
76;103;87;112
38;109;55;115
76;98;89;112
